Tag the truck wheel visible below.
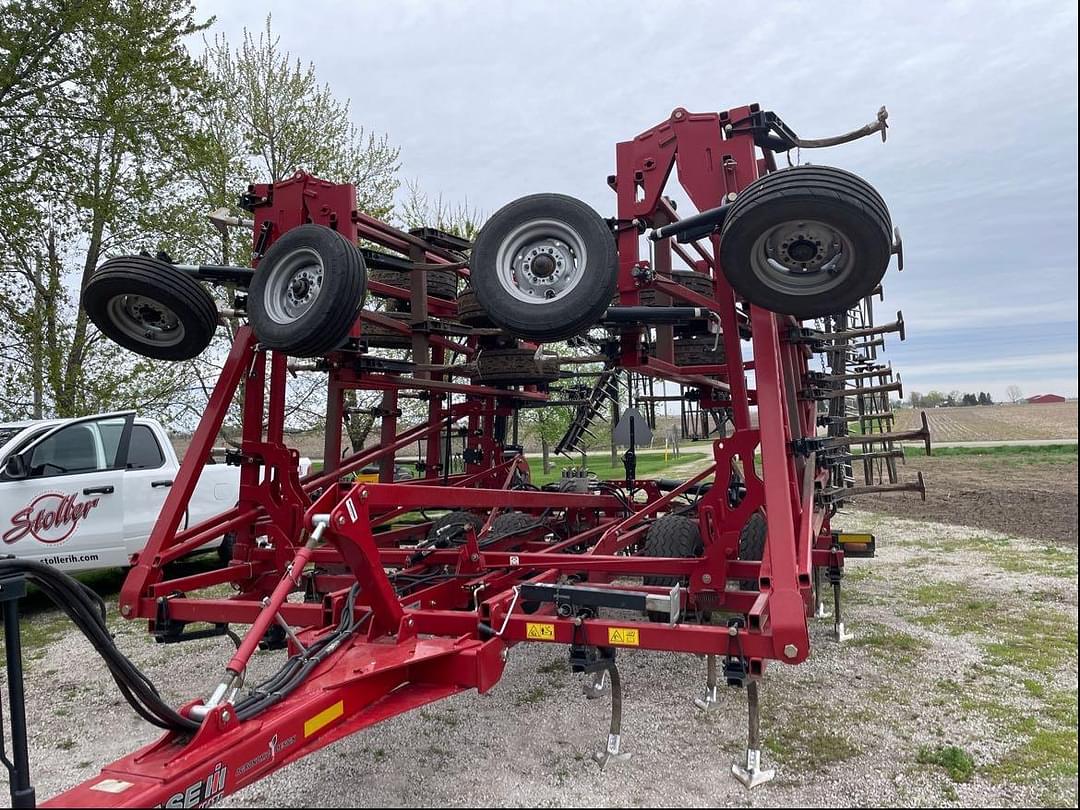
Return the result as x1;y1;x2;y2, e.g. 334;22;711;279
470;194;617;342
247;224;367;356
641;515;702;622
718;166;892;318
82;256;218;360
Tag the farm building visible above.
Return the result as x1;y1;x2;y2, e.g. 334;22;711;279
1027;394;1067;404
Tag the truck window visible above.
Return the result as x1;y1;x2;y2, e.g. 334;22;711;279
127;424;165;469
28;424;102;476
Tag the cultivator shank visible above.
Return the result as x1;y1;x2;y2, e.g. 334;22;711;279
32;102;932;806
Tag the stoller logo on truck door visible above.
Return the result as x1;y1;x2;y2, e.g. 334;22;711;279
2;491;101;545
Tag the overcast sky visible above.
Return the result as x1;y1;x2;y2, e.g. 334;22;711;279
196;0;1079;401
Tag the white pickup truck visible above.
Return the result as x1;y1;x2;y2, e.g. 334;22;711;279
0;412;241;573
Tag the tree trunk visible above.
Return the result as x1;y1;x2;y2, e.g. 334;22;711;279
541;435;550;474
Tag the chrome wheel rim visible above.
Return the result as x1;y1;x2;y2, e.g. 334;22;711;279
494;219;588;305
749;219;856;296
263;248;324;324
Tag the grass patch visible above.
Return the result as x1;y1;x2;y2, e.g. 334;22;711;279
917;744;976;783
515;685;549;706
906;580;1075;675
852;623;928;663
986;689;1078;785
929;444;1077;462
529;452;706;486
763;708;860;770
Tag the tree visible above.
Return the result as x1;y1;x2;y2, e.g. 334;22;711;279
1;0;211;420
161;15;404;438
1006;384;1025;404
962;393;978;406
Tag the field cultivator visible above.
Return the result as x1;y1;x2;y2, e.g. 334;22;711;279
1;103;932;807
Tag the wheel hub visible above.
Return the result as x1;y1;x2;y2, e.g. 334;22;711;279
495;218;589;305
264;248;325;324
753;220;855;294
107;294;185;345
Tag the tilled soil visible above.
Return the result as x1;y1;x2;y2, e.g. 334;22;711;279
860;455;1078;544
6;511;1077;808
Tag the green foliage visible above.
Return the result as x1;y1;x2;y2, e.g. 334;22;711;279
0;8;402;430
917;744;976;783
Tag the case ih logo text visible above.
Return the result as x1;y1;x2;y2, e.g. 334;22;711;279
3;492;101;545
157;762;226;809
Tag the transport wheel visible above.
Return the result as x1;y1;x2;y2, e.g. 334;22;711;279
217;532;236;565
489;511;540;543
470;193;617;342
426;510;484;543
360;311;413;349
641;515;703;622
718;165;892;318
82;255;218;360
638;269;714;306
474;347;560;386
456;287;492;327
738;511;767;590
247;224;367;356
370;268;459;301
648;336;726;366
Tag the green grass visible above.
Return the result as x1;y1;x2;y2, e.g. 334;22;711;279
529;451;706;486
917;745;976;783
928;444;1077;462
852;623;928;663
906;580;1076;675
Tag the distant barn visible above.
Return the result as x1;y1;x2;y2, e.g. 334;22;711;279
1027;393;1066;404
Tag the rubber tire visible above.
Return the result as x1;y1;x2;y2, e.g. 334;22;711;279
456;287;492;327
718;165;892;318
370;268;459;301
361;311;413;348
247;224;367;356
640;515;702;622
475;347;560;386
470;193;617;342
738;511;767;590
638;270;714;306
217;532;236;565
489;511;540;543
82;256;218;360
648;336;726;366
426;510;484;543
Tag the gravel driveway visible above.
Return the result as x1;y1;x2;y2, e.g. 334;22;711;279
5;509;1077;808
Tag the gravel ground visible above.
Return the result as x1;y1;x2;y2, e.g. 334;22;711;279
4;509;1077;808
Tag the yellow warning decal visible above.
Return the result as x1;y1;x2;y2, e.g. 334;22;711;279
526;622;556;641
607;627;639;646
304;700;344;738
837;533;873;544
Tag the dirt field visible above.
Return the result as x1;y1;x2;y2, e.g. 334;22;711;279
860;448;1078;544
893;401;1077;443
6;510;1076;808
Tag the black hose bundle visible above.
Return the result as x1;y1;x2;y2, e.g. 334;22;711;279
232;586;369;720
0;558;199;732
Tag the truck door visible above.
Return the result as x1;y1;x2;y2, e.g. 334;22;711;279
0;414;132;572
120;422;175;555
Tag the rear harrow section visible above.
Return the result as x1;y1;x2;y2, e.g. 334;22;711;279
15;103;934;807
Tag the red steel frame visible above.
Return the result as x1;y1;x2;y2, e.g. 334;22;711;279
50;105;848;808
